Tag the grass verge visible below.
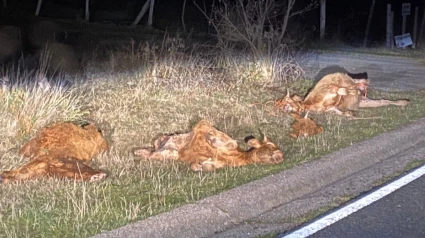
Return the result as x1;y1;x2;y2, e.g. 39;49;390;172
1;40;425;237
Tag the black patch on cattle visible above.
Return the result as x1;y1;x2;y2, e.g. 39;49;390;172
314;65;368;82
347;72;368;80
244;135;256;143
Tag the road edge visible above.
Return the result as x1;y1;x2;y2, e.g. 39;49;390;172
92;117;425;238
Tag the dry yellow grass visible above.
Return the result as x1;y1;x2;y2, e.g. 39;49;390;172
0;37;424;237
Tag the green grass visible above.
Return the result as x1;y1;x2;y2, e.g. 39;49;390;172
1;38;425;238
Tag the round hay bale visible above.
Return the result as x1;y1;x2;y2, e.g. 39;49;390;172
29;21;67;49
0;25;22;64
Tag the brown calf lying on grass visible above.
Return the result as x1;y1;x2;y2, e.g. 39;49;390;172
289;112;323;139
0;122;109;183
275;72;410;117
134;120;284;171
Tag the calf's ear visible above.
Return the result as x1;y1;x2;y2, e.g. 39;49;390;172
81;123;98;132
285;89;290;98
246;138;261;148
292;95;303;102
263;135;273;143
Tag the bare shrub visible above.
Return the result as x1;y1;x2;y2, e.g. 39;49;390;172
192;0;315;83
197;0;317;59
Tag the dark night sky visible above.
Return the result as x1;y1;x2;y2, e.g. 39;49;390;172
1;0;425;45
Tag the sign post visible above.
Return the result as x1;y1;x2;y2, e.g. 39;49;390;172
401;3;411;49
402;3;411;16
386;4;392;47
402;3;411;34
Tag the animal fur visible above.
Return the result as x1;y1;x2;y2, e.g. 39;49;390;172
290;113;323;138
133;120;284;171
275;72;409;117
0;122;109;183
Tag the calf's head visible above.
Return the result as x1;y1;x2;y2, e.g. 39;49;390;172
275;92;304;114
245;136;284;164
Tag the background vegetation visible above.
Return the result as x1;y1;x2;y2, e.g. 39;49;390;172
1;0;425;237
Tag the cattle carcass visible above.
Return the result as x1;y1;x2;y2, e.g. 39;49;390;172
134;120;284;171
0;122;109;183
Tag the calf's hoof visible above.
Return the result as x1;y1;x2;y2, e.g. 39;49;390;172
133;147;154;158
90;172;107;182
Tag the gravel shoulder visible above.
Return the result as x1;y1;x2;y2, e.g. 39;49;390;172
300;51;425;91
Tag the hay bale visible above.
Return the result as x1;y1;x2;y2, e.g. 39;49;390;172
0;25;22;64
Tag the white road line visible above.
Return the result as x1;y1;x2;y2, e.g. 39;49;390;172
281;164;425;238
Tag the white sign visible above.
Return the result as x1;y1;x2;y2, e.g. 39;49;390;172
402;3;411;16
394;33;413;48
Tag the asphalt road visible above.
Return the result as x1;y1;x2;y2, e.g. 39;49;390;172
92;51;425;238
302;174;425;238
